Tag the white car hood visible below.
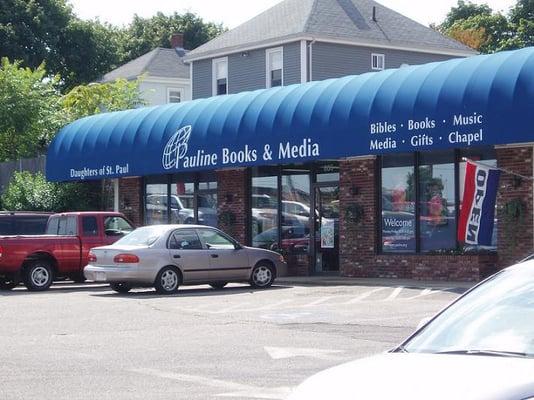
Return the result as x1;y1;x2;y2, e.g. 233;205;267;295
288;353;534;400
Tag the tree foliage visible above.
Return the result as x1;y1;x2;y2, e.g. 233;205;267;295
0;58;64;162
0;2;224;88
439;0;534;53
440;0;493;30
119;12;225;62
1;171;99;211
62;78;145;120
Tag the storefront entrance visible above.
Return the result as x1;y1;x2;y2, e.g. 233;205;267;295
313;184;340;273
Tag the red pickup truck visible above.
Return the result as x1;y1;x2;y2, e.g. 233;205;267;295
0;212;134;291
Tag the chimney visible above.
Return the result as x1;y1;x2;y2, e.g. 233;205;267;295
372;6;377;22
170;33;184;49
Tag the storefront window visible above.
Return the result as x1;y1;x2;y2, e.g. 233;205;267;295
144;173;217;226
281;174;311;256
170;178;195;224
419;151;456;252
145;176;168;225
198;181;217;227
380;148;497;254
381;154;416;253
251;171;278;250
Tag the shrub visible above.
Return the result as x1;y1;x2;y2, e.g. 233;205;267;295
1;171;99;212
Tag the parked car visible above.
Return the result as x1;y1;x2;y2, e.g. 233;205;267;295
0;212;134;291
84;225;287;294
0;211;51;235
289;260;534;400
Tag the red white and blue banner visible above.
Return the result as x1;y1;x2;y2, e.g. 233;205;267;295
458;161;500;246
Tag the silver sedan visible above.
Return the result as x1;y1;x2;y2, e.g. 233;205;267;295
84;225;287;294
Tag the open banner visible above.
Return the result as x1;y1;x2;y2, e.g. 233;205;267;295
458;161;500;246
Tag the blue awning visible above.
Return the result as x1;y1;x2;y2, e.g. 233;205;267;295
47;47;534;182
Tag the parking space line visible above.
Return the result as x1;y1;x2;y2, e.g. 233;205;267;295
343;287;388;304
384;287;403;301
130;368;291;399
299;295;336;307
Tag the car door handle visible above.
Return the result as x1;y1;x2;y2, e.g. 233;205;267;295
211;254;219;258
173;254;181;259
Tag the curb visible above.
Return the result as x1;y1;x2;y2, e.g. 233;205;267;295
276;277;475;290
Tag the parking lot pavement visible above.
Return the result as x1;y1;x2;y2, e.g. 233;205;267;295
0;282;463;400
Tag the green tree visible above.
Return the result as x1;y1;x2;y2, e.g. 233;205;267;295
0;0;123;89
0;0;72;70
1;171;99;211
0;58;64;162
54;19;124;91
501;0;534;49
439;0;493;31
119;12;225;62
448;13;512;53
61;78;146;120
509;0;534;23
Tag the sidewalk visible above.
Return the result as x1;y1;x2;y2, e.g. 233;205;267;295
277;275;476;290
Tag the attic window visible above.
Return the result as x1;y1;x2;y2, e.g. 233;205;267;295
372;53;385;70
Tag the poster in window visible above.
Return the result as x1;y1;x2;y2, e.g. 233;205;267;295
321;219;335;248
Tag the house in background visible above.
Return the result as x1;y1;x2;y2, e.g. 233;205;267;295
101;34;191;106
184;0;476;99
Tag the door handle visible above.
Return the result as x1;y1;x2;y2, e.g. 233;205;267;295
173;254;181;259
211;254;219;258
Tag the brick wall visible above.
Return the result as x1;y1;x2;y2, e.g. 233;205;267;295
216;169;248;244
496;146;533;267
119;177;143;226
338;157;501;282
339;157;377;277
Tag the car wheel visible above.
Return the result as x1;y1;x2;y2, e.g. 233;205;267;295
209;282;228;290
23;260;53;291
250;263;275;288
154;267;180;295
184;217;194;225
110;282;131;294
0;277;18;290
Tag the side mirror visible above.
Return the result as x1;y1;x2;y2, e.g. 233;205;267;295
234;243;243;250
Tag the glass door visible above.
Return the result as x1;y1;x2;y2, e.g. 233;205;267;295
313;185;339;273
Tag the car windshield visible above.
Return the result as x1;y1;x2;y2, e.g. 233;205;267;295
114;226;168;247
403;262;534;358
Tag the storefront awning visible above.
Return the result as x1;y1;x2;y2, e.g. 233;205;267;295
47;47;534;182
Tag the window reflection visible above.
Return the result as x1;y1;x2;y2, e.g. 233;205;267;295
419;151;456;252
145;177;168;225
251;175;278;249
170;181;195;224
281;174;311;256
381;154;416;253
145;174;218;227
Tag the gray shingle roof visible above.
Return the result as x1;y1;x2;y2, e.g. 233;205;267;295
185;0;475;60
101;48;189;82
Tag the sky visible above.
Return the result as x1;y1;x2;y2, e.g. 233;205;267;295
68;0;516;29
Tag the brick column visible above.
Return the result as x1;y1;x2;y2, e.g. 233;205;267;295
119;177;143;226
496;146;533;267
339;157;377;277
216;168;248;244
